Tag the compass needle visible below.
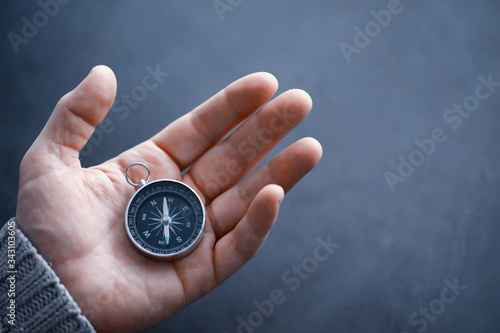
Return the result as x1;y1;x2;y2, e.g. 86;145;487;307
164;225;170;245
163;197;169;218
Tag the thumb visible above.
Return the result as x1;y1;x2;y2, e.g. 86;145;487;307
35;65;117;164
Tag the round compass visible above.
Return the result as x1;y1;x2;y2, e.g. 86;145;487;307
124;163;205;260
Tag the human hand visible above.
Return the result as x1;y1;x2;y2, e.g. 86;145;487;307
16;66;322;332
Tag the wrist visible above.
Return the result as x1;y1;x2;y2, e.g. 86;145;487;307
0;218;95;332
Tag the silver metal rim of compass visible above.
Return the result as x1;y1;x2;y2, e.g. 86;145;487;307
124;179;206;261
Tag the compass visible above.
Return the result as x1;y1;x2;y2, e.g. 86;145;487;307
124;163;205;260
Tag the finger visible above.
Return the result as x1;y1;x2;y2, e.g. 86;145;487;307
213;184;284;284
36;65;116;162
209;137;322;239
185;89;312;200
150;72;278;169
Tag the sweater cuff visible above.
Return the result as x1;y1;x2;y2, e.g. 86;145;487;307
0;218;95;333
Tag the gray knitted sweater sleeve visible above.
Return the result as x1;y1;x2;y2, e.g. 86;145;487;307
0;218;95;333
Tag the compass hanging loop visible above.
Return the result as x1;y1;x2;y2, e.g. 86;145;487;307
126;162;151;187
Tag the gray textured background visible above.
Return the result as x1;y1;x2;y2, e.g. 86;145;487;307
1;1;500;332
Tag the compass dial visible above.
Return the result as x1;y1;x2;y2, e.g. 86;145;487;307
125;179;205;260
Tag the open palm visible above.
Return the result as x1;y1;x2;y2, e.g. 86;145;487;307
16;66;322;332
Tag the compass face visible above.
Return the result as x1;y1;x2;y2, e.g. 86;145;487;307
125;179;205;260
